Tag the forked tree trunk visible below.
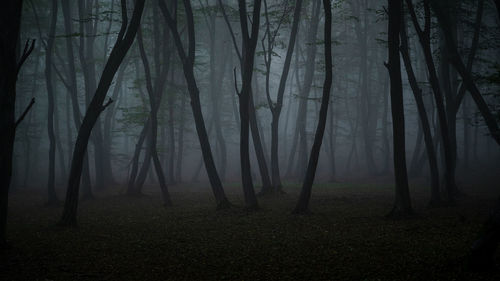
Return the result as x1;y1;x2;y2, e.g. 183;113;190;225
236;0;262;209
400;10;441;206
59;0;146;226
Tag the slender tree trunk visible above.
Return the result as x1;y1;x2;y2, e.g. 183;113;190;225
293;0;332;214
400;11;441;206
430;0;500;146
159;0;230;209
406;0;456;203
236;0;261;209
263;0;303;193
386;0;413;217
176;91;186;182
59;0;146;226
1;0;34;245
290;1;321;179
136;24;171;206
61;0;93;196
44;0;59;205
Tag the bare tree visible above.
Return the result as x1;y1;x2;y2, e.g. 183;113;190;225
159;0;231;209
293;0;333;214
59;0;146;226
1;1;36;245
386;0;413;217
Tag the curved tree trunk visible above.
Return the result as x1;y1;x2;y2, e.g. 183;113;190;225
59;0;146;226
293;0;332;214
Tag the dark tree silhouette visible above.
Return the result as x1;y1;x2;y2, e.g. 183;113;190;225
430;0;500;146
406;0;457;203
386;0;413;217
261;0;303;193
399;6;441;206
235;0;262;209
159;0;231;209
293;0;332;214
135;22;171;206
1;1;36;245
58;0;146;227
44;0;59;206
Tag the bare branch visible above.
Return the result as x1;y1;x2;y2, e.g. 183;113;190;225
101;98;114;112
17;39;36;76
15;98;36;129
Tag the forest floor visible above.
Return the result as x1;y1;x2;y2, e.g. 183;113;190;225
1;178;500;280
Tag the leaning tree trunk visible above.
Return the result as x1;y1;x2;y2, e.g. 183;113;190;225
293;0;332;215
400;10;441;206
429;0;500;146
136;22;172;206
159;0;230;209
59;0;146;226
406;0;456;203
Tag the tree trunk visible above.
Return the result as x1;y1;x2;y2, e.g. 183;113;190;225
236;0;262;209
0;0;33;246
293;0;332;214
59;0;146;226
406;0;456;203
289;1;321;179
159;0;230;209
44;0;59;206
400;11;441;206
61;0;93;196
386;0;413;217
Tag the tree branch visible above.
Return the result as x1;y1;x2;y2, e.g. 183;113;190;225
17;39;36;76
15;98;36;129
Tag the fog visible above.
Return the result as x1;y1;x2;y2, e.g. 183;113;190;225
2;0;500;279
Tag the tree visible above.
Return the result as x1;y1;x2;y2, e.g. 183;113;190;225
159;0;231;209
135;17;172;206
261;0;303;192
386;0;413;217
218;0;273;195
1;0;36;245
406;0;457;203
286;1;321;179
60;0;93;197
235;0;262;209
430;0;500;146
58;0;146;226
293;0;333;214
45;0;59;205
400;4;441;206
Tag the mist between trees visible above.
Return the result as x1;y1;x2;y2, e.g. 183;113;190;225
1;0;500;262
